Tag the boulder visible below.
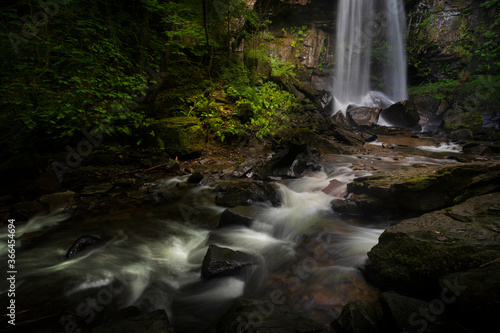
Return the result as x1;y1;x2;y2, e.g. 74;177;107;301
364;192;500;295
201;244;257;279
321;179;347;198
380;101;420;128
331;200;363;216
218;207;254;228
257;142;322;179
328;126;366;146
347;160;500;214
331;300;381;333
462;142;500;155
38;190;78;213
152;117;205;157
346;107;381;127
413;96;446;130
215;181;280;207
447;129;473;141
442;108;483;133
65;235;103;259
187;171;204;184
208;298;324;333
439;264;500;332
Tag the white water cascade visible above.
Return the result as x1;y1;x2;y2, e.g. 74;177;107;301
333;0;408;114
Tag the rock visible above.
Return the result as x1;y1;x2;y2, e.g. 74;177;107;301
347;160;500;213
12;200;47;220
332;111;349;127
439;264;500;332
413;96;445;131
380;292;430;333
65;235;103;259
331;200;363;216
187;171;204;184
201;244;257;279
92;309;172;333
462;142;500;155
448;129;473;140
331;300;381;333
81;182;114;196
443;108;483;133
321;179;347;198
380;101;420;128
152;117;205;157
38;190;78;213
208;298;324;333
218;207;254;228
257;142;321;179
329;126;366;146
364;192;500;295
346;107;381;128
215;181;280;207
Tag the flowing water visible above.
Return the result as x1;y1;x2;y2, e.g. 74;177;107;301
2;153;460;331
333;0;407;114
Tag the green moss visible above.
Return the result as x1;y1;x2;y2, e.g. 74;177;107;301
153;117;205;156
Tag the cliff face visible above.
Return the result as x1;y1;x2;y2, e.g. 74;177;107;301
405;0;500;83
251;0;498;86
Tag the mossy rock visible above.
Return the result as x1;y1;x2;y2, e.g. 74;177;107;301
152;117;204;157
364;192;500;296
443;108;483;132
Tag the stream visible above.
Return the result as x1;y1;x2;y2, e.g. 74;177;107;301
0;150;460;332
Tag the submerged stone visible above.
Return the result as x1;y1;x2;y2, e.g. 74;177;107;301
201;244;257;279
65;235;103;259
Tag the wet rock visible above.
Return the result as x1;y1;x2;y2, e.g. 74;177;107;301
439;264;500;332
38;190;78;213
364;193;500;295
462;142;500;155
257;142;321;179
332;111;349;127
331;300;381;333
346;107;381;128
12;200;47;220
413;96;445;130
218;207;254;228
187;171;204;184
81;182;114;196
65;235;103;259
348;160;500;213
201;244;257;279
380;101;420;128
152;116;204;157
208;298;324;333
448;129;473;140
215;181;280;207
380;292;433;333
92;309;172;333
329;126;365;146
321;179;347;198
331;200;363;216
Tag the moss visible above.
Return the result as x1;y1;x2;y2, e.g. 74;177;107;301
153;117;205;156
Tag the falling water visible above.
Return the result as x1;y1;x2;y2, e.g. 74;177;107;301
333;0;408;114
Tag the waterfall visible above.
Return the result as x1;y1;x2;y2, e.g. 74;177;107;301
333;0;408;115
